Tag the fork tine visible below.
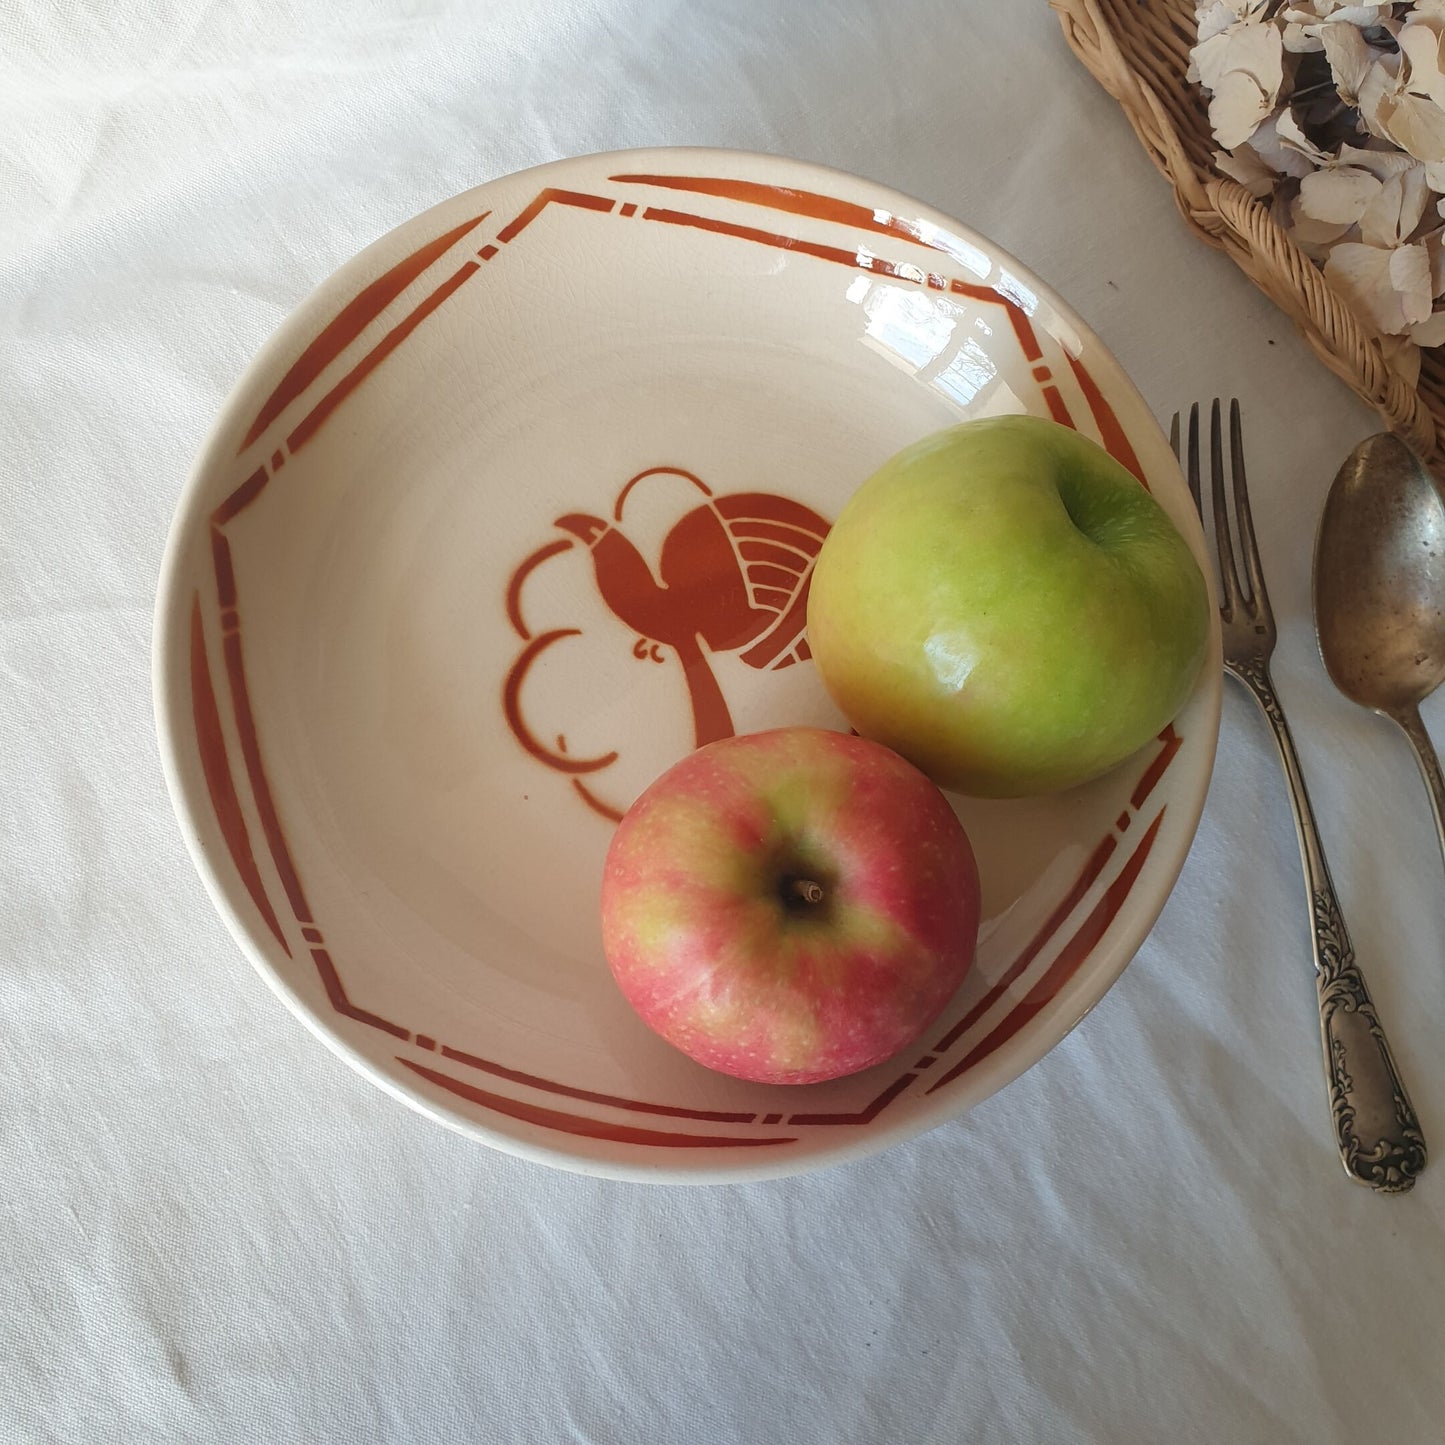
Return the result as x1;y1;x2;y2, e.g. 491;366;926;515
1209;398;1243;616
1227;398;1269;613
1183;404;1202;516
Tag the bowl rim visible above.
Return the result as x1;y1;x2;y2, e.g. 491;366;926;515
152;145;1223;1184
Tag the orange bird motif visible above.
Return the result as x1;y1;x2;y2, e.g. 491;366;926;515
504;472;829;794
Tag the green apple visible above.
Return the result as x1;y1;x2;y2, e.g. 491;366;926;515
807;416;1209;797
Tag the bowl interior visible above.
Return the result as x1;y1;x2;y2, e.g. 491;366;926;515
156;150;1221;1181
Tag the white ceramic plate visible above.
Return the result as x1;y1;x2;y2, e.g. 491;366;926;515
154;149;1222;1183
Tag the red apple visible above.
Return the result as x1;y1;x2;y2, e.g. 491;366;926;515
600;727;980;1085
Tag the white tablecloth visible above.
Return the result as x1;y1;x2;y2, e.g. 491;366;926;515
6;4;1445;1440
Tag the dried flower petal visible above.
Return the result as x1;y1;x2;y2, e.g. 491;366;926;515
1194;2;1445;352
1213;144;1279;195
1392;240;1435;321
1197;1;1263;48
1339;142;1421;179
1288;199;1357;250
1381;330;1423;383
1322;21;1376;100
1325;238;1433;332
1283;22;1325;52
1400;20;1445;106
1424;225;1445;292
1409;307;1445;343
1281;2;1391;25
1360;164;1431;244
1196;21;1287;148
1299;164;1384;221
1360;51;1445;162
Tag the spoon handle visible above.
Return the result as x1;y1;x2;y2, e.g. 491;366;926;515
1392;704;1445;874
1231;658;1426;1192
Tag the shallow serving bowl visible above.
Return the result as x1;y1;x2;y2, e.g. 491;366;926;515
154;148;1222;1183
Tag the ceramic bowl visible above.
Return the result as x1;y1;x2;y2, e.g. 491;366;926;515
154;148;1222;1182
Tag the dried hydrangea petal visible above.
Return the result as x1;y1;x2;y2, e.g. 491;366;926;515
1195;20;1287;148
1359;164;1431;244
1409;307;1445;344
1209;70;1282;149
1322;21;1377;100
1380;330;1423;383
1399;20;1445;106
1281;2;1391;25
1213;144;1279;195
1193;1;1445;353
1299;164;1384;221
1339;142;1421;180
1274;105;1334;162
1196;1;1263;48
1325;239;1425;333
1391;240;1434;321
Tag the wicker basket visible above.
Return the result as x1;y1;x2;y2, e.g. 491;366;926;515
1052;0;1445;463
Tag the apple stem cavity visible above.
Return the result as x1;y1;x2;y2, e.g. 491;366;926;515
780;875;827;913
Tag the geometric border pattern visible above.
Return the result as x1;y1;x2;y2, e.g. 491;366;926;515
188;170;1182;1151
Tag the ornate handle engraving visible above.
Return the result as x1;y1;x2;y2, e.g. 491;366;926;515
1311;888;1426;1193
1229;655;1426;1193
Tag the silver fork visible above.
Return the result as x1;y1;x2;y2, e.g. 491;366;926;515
1174;400;1426;1194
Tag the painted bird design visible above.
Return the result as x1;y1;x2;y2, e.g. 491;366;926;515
555;502;778;747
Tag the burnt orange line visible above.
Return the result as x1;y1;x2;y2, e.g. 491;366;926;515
505;538;573;640
641;206;882;273
1131;724;1183;811
286;260;480;456
240;212;490;453
739;574;813;670
613;465;712;521
211;528;237;609
213;465;270;527
190;598;289;955
931;832;1119;1055
221;628;312;925
1064;350;1147;486
950;278;1043;362
611;175;1056;385
438;1043;756;1122
725;519;828;547
738;538;815;568
503;629;620;774
753;587;792;611
747;563;798;591
611;173;942;253
1042;384;1073;427
927;810;1166;1095
399;1058;796;1148
571;778;624;822
495;187;616;244
787;1069;920;1126
312;948;408;1040
714;491;831;537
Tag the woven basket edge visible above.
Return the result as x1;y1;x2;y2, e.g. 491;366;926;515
1052;0;1445;462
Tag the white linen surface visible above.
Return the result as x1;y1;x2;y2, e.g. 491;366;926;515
5;3;1445;1441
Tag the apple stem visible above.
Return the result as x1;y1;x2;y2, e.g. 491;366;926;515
790;879;825;905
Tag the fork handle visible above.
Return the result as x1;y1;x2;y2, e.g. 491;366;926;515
1231;657;1426;1193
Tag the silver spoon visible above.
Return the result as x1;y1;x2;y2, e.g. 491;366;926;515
1314;432;1445;863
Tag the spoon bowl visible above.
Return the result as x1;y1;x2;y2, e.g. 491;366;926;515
1314;432;1445;859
